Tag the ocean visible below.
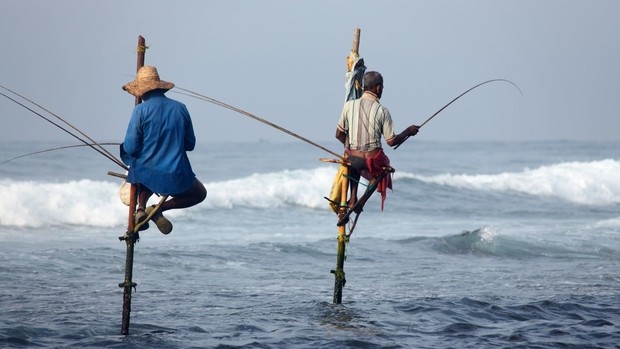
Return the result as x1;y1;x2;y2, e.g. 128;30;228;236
0;140;618;348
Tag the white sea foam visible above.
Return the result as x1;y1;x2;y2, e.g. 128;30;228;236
0;179;127;228
201;167;335;210
399;159;620;205
0;167;337;228
1;160;618;228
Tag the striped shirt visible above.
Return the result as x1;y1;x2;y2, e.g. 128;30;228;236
337;91;396;151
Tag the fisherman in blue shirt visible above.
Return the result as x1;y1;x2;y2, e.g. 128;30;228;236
121;66;207;234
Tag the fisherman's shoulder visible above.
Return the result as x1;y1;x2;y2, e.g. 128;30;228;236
161;95;188;109
143;95;188;112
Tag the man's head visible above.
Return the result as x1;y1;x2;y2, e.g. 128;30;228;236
363;71;383;98
122;65;175;98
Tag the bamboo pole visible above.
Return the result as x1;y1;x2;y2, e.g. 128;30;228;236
120;35;146;336
332;28;361;304
351;28;360;55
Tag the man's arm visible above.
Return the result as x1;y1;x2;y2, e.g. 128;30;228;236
335;128;347;145
183;107;196;151
386;125;420;148
120;108;143;159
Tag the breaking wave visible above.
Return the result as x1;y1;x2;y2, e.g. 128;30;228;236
397;159;620;206
1;159;618;228
0;168;337;228
0;179;125;228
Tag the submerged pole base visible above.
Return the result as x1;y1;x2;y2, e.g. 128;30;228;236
332;218;348;304
331;268;346;304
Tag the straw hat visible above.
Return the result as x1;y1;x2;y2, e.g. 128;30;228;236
122;65;175;97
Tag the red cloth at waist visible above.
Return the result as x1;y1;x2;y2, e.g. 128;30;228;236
365;148;393;210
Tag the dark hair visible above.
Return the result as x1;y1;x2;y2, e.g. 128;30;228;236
363;71;383;91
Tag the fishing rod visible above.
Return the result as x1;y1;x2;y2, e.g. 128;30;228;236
0;85;127;170
173;87;344;160
394;79;523;149
0;142;121;166
339;79;522;234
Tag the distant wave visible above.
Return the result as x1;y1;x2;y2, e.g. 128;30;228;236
429;227;545;258
422;227;619;260
396;159;620;205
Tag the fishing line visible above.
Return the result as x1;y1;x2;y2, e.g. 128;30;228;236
173;87;344;160
394;79;523;149
0;142;121;166
0;85;127;169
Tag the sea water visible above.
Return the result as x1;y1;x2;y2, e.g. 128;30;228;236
0;140;618;348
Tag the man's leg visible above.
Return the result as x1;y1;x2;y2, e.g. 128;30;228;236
142;179;206;235
134;184;153;231
352;175;378;213
137;185;153;211
348;168;361;209
347;156;366;209
161;178;207;212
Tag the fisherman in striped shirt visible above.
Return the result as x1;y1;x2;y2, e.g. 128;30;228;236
335;71;419;212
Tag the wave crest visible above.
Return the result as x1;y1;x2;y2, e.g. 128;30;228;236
398;159;620;205
2;160;618;228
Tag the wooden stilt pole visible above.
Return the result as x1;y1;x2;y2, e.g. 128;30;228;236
332;165;349;304
120;186;137;336
120;35;146;336
332;28;361;304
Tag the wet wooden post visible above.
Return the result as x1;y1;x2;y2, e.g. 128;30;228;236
120;35;146;336
332;28;361;304
332;165;349;304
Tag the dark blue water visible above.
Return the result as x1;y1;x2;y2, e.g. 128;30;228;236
0;140;619;348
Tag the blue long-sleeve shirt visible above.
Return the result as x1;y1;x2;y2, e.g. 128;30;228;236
120;90;196;195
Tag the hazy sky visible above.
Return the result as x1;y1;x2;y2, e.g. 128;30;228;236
1;1;619;145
